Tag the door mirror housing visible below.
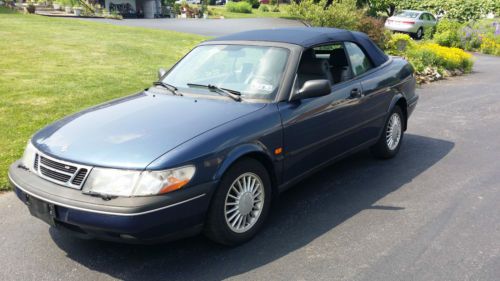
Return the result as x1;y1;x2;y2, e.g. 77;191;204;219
158;68;168;80
291;79;331;101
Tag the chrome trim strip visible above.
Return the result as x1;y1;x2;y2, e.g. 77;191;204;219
9;174;206;217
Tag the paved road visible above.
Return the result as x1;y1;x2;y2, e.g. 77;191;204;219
1;54;500;281
75;18;305;36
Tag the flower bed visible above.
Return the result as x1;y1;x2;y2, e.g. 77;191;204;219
386;34;474;83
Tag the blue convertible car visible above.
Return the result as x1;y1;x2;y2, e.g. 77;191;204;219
9;27;417;245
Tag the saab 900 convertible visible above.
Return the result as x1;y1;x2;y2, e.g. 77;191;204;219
9;27;418;245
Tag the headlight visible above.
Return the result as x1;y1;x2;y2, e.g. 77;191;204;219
82;165;196;197
21;140;37;172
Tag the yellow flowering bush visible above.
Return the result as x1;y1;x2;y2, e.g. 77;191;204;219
406;42;473;73
480;37;500;56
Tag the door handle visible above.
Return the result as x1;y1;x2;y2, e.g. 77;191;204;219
349;88;362;99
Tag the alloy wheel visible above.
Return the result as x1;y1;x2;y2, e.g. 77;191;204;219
224;172;265;233
386;113;402;151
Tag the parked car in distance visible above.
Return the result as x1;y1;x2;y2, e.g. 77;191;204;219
215;0;226;5
9;27;418;246
385;10;437;39
175;0;201;4
259;0;269;4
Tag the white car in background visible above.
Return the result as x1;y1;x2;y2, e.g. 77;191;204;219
385;10;438;39
175;0;202;4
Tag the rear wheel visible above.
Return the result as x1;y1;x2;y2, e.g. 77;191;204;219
204;158;271;246
414;27;423;40
370;106;404;159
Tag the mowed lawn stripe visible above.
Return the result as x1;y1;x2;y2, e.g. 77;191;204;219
0;8;206;190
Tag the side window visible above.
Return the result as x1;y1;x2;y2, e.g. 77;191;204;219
428;14;436;21
310;43;352;84
344;42;373;77
419;13;426;20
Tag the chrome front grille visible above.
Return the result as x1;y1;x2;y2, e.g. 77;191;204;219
33;152;92;189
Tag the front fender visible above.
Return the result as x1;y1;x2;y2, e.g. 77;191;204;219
213;142;274;181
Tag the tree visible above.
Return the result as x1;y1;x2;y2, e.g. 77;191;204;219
367;0;398;16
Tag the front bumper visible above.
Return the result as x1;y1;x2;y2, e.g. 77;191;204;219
9;161;216;243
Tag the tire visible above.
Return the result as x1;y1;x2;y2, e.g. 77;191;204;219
204;158;272;246
414;27;423;40
370;106;404;159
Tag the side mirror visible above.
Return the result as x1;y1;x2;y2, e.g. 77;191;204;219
158;68;168;80
291;79;331;101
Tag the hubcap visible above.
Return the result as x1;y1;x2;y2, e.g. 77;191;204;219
386;113;402;150
224;172;265;233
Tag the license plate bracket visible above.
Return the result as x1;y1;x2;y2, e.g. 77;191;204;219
26;195;56;226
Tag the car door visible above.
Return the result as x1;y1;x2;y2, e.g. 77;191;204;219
427;13;437;29
421;13;434;34
343;41;390;143
278;44;365;183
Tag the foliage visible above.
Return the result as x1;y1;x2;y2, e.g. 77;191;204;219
365;0;398;16
258;4;269;12
406;43;473;73
396;0;499;22
162;0;176;7
26;3;36;13
287;0;361;30
433;19;462;48
385;33;414;53
173;3;181;15
271;5;279;12
225;1;252;13
59;0;78;7
431;19;500;56
0;8;205;191
244;0;260;9
356;16;390;48
480;36;500;56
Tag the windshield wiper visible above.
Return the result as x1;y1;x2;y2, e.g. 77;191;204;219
187;83;241;101
152;81;182;96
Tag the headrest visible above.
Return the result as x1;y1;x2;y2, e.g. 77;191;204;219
298;49;325;76
329;48;349;67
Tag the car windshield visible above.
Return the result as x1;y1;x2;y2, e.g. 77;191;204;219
395;11;420;18
162;44;290;102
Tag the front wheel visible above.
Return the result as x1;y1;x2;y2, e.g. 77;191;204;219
370;106;404;159
204;158;271;246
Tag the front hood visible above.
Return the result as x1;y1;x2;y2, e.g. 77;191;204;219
32;92;265;169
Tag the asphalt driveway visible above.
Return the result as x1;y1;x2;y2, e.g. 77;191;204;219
75;18;306;36
1;54;499;281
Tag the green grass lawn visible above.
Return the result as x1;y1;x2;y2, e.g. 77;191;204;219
0;8;206;191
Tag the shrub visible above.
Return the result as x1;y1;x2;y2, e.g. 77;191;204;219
226;1;252;13
271;5;279;12
433;19;462;48
407;43;473;73
287;0;361;30
244;0;259;9
385;33;415;53
480;36;500;56
356;16;389;49
26;3;36;13
259;5;269;12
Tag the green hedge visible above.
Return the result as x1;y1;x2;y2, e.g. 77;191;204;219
226;2;253;14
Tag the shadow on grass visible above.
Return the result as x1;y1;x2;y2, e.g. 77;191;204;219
50;133;454;280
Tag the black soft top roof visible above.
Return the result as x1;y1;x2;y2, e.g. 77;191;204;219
210;27;389;67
